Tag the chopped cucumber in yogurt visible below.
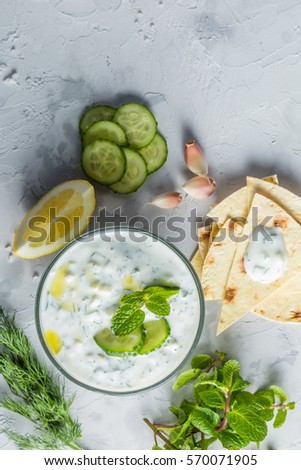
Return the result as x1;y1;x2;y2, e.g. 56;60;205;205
79;102;168;193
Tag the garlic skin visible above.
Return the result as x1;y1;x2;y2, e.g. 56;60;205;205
185;140;208;176
182;176;216;199
147;192;183;208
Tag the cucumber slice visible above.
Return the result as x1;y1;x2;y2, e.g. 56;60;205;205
82;121;128;148
113;103;157;148
140;318;170;355
94;327;144;356
80;105;116;135
110;147;147;194
81;140;126;185
139;133;168;174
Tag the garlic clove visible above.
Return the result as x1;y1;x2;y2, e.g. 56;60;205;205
185;140;208;175
147;192;183;208
182;176;216;199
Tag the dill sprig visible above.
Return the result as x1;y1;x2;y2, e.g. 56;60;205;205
0;307;83;450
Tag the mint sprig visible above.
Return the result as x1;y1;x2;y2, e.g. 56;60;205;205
111;305;145;337
144;351;295;450
112;285;179;337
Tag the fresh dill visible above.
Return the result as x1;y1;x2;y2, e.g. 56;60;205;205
0;307;82;450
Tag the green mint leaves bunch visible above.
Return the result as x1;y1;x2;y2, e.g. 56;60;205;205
144;350;295;450
112;286;179;336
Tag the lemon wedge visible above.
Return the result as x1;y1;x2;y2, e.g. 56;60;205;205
13;180;96;259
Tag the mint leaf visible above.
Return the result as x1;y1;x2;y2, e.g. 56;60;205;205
144;286;179;299
195;372;213;384
182;436;196;450
233;391;254;405
120;291;144;306
273;409;287;428
270;385;288;403
254;390;274;406
145;296;170;316
112;305;145;336
169;419;191;446
169;405;186;425
191;354;212;370
223;360;240;388
218;430;250;450
180;399;195;415
235;390;274;421
191;407;220;436
173;369;201;391
152;445;162;450
227;404;267;442
198;390;226;409
231;378;251;392
195;377;228;393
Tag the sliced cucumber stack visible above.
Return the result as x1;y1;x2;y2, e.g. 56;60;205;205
140;318;170;355
79;101;168;193
94;327;144;356
81;140;126;185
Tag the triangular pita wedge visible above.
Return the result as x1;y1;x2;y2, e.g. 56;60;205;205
201;219;242;300
252;275;301;323
208;175;278;226
198;225;213;261
217;193;301;335
247;176;301;223
191;225;215;280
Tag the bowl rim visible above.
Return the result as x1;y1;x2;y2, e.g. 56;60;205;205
35;225;205;396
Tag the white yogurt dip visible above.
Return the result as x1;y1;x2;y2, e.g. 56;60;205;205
38;229;202;393
244;226;288;284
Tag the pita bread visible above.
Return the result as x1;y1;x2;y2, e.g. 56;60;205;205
247;176;301;223
198;225;212;260
208;175;278;226
252;274;301;323
201;177;278;301
201;219;242;300
190;225;214;280
217;193;301;335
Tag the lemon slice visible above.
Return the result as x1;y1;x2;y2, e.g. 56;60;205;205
13;180;96;259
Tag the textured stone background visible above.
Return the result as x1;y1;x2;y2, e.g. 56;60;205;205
1;0;301;450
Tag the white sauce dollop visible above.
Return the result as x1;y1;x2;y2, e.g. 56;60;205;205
244;226;288;284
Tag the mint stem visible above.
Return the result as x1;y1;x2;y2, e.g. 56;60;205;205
143;418;176;450
215;393;231;432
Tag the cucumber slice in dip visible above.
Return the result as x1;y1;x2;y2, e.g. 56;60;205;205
109;147;147;194
81;139;126;185
82;121;128;148
113;103;157;148
80;105;116;135
140;318;170;355
94;327;144;356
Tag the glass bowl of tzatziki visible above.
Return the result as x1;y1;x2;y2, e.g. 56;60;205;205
35;227;204;395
